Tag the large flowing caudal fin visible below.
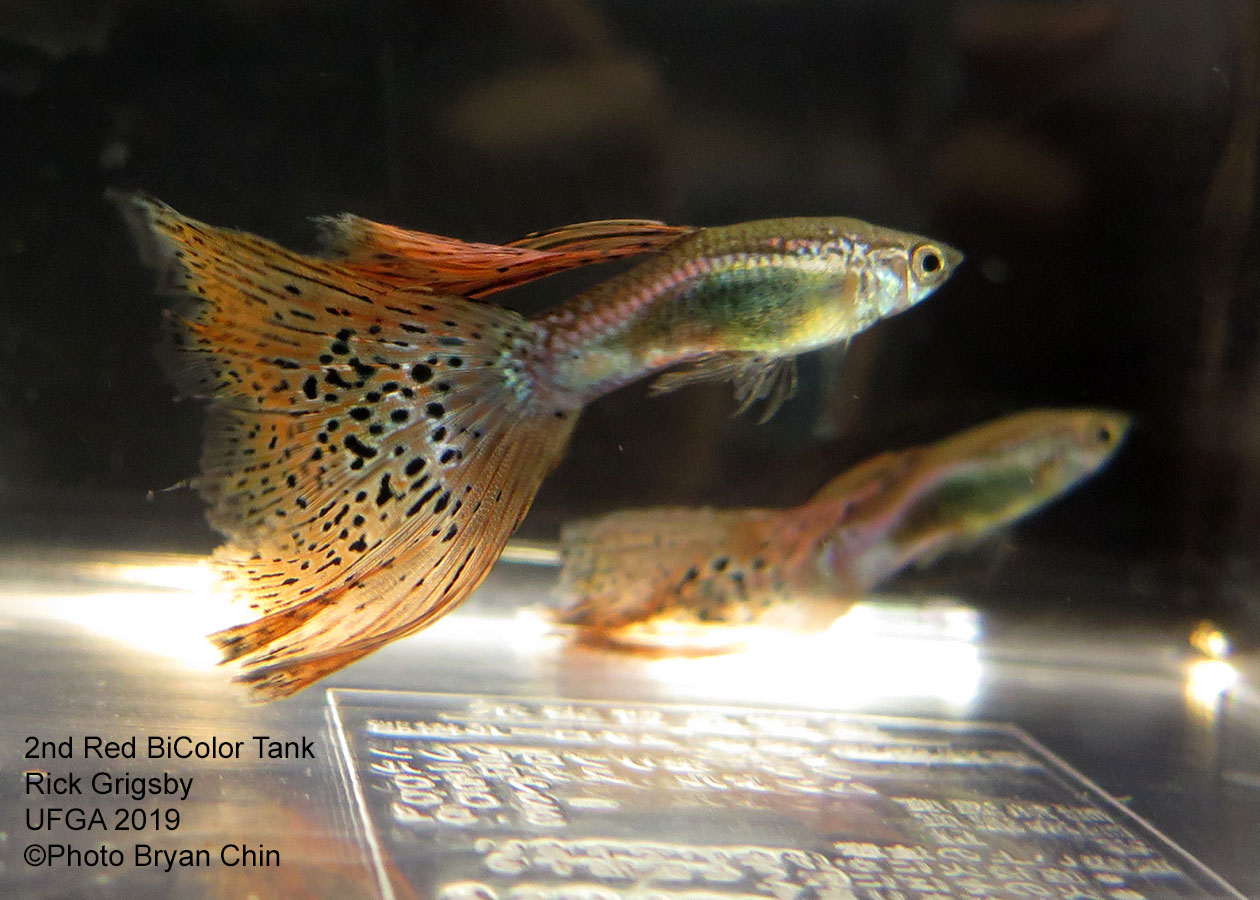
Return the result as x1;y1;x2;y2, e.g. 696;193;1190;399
114;194;576;699
317;214;696;298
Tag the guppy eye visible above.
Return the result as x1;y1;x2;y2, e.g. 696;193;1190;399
912;244;945;280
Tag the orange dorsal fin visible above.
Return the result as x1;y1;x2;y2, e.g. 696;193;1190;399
317;215;696;298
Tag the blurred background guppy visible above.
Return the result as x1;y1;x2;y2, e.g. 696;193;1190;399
553;408;1130;651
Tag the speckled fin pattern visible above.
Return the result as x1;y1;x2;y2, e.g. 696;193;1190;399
115;194;578;699
317;214;696;298
556;507;769;629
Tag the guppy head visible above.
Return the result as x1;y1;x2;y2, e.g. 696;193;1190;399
956;408;1132;496
849;220;965;321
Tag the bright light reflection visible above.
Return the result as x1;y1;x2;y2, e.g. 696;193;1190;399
0;554;235;669
2;551;982;705
79;559;218;593
1189;621;1232;659
607;599;983;710
837;598;981;644
420;608;555;654
1185;658;1238;709
4;552;555;672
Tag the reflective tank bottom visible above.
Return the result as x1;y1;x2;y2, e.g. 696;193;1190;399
0;551;1256;899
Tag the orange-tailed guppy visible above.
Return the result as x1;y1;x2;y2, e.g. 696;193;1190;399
116;194;961;698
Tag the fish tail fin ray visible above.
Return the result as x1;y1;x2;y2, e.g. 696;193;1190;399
116;193;577;699
232;645;379;700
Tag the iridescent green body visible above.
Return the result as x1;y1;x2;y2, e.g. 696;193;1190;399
533;217;962;406
824;408;1132;591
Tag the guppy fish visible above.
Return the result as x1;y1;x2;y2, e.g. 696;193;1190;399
115;194;961;698
555;409;1128;649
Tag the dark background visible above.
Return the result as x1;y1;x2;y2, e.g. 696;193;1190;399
1;0;1257;634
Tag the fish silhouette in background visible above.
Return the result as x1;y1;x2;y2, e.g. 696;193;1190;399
555;409;1128;650
116;193;960;698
